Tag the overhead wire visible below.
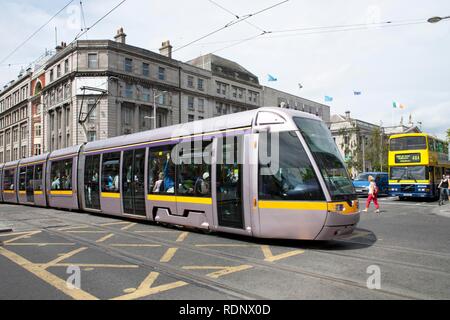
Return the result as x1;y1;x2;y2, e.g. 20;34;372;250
72;0;128;42
172;0;289;53
0;0;75;66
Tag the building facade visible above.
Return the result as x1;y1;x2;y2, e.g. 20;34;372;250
0;71;32;163
330;111;422;177
0;28;331;162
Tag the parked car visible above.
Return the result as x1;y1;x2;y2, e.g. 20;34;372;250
353;172;389;196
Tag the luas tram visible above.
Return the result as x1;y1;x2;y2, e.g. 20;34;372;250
0;108;360;240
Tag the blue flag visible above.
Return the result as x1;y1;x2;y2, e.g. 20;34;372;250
325;96;333;102
268;74;278;82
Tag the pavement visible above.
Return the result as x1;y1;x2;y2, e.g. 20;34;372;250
0;198;449;300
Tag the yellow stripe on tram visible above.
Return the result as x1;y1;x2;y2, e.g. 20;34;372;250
3;190;15;194
147;195;213;205
34;191;44;196
50;191;73;196
101;193;121;199
259;201;328;211
18;191;26;195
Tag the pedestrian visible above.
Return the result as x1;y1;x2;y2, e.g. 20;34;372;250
438;175;449;206
363;175;381;214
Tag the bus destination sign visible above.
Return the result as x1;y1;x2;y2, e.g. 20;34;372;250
395;153;421;164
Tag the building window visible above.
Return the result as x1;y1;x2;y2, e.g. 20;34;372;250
198;98;205;113
142;63;150;77
35;124;42;137
57;64;61;78
125;84;133;99
188;114;195;122
188;96;195;111
21;146;27;159
50;70;54;82
125;58;133;73
88;53;98;69
158;67;166;80
198;78;204;91
64;59;69;73
20;124;28;140
187;76;194;88
13;127;18;143
142;88;151;102
34;144;41;156
87;131;97;142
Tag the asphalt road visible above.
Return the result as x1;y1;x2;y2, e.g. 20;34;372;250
0;198;449;300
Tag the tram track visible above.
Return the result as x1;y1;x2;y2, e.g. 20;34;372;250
16;219;267;301
17;209;438;300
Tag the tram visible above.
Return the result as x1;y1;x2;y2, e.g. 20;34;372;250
0;108;360;240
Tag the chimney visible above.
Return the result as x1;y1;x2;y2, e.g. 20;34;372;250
114;27;127;44
345;111;351;120
159;40;173;59
55;44;63;53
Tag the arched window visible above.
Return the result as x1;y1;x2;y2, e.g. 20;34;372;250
34;81;42;95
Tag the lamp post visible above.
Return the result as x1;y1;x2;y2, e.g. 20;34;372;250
146;90;168;130
427;16;450;23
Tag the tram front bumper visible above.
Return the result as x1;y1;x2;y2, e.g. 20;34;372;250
315;202;361;240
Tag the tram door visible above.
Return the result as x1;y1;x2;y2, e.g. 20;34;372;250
122;149;146;216
84;155;101;210
26;166;34;203
215;136;244;229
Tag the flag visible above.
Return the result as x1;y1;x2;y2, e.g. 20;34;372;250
325;96;333;102
393;102;406;109
354;91;362;96
268;74;278;82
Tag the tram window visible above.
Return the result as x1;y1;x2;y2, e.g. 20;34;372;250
101;152;121;193
34;164;43;191
19;167;26;191
175;140;212;197
149;146;175;194
259;131;325;201
3;169;15;190
50;159;73;191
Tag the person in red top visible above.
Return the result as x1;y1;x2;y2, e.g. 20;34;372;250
363;176;381;215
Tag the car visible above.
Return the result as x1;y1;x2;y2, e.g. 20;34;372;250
353;172;389;197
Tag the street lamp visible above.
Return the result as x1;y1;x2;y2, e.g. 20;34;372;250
427;16;450;24
145;90;168;130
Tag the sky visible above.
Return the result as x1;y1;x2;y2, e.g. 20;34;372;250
0;0;449;139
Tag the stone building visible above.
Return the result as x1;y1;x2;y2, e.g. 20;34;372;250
0;70;32;163
0;28;331;161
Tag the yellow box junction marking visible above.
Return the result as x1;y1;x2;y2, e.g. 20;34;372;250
110;244;162;248
176;232;189;243
182;265;253;279
0;246;98;300
121;223;137;231
6;243;76;247
2;231;42;244
261;245;305;263
96;233;115;243
41;247;88;270
160;248;179;263
111;272;188;300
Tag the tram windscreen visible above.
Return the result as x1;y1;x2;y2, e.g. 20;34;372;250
294;117;356;201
